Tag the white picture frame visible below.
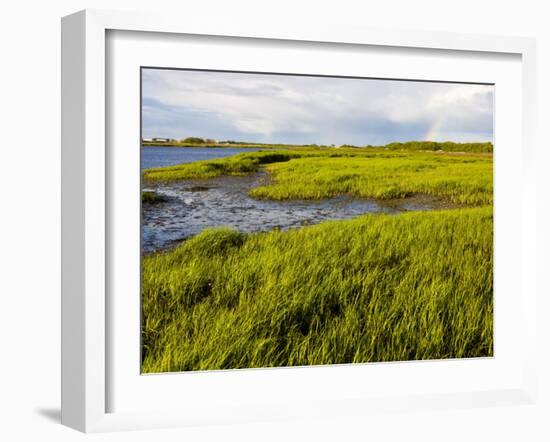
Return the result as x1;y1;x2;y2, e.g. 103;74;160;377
61;9;537;433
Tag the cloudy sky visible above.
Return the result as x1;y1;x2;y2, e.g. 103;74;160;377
142;68;494;145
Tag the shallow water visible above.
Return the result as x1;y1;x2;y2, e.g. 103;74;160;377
142;172;439;253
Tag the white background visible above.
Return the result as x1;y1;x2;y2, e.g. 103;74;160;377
0;1;548;441
109;31;524;414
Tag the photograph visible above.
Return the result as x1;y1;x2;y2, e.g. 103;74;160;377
140;68;494;373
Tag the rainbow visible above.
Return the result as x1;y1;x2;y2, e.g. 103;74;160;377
424;115;446;141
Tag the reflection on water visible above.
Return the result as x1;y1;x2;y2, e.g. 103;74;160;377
142;172;437;253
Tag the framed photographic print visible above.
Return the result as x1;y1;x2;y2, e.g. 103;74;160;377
61;9;537;432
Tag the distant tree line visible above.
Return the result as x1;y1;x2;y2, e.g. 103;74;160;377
382;141;493;153
180;137;217;144
218;140;250;145
147;136;494;153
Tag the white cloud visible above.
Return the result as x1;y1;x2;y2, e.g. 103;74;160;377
142;69;493;144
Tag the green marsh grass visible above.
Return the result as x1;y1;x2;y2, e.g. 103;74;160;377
142;207;493;372
143;148;492;206
142;150;320;181
141;190;166;204
251;153;492;206
141;144;494;372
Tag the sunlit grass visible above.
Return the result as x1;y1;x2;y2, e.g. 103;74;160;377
142;150;319;181
251;154;492;206
142;207;493;373
141;143;494;372
143;148;492;206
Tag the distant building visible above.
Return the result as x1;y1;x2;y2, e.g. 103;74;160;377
152;137;174;143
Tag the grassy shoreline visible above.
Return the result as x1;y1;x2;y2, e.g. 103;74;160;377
143;148;492;206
